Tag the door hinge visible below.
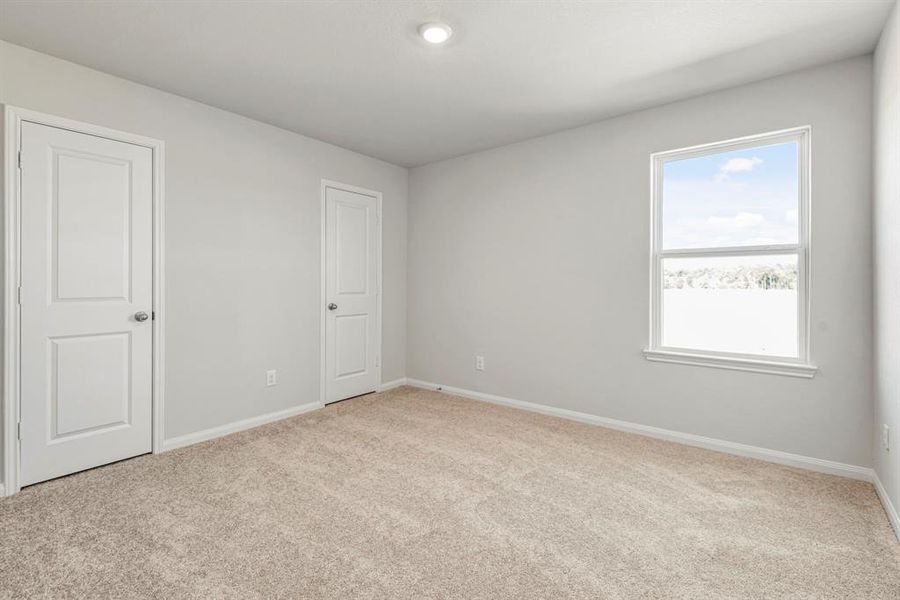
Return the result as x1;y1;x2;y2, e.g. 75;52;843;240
152;311;156;321
17;286;21;305
17;151;22;170
17;422;22;441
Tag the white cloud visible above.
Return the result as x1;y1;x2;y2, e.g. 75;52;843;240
784;208;798;224
661;177;799;248
715;156;763;181
706;212;765;228
666;212;784;248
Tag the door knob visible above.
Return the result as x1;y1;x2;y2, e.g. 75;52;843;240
134;311;150;322
328;303;338;311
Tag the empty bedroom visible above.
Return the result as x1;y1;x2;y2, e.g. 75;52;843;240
1;0;899;597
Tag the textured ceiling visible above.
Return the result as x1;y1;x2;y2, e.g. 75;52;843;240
0;1;893;166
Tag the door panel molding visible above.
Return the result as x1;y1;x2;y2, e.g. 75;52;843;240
320;179;382;405
2;106;166;496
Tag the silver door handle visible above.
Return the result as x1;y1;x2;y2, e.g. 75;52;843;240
328;303;338;311
134;311;150;322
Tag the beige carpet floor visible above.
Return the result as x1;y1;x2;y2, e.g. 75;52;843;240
1;386;899;599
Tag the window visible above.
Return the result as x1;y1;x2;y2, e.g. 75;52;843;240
644;127;816;378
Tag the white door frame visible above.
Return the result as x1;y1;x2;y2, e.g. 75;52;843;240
319;179;382;405
2;106;166;496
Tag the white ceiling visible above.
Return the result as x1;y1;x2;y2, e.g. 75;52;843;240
0;1;893;167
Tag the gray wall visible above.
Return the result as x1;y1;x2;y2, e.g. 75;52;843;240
408;57;874;468
874;1;900;512
0;39;408;472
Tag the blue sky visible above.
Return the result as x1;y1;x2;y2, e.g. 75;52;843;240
662;141;799;249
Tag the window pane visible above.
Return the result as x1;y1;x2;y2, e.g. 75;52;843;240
662;254;798;357
662;141;799;250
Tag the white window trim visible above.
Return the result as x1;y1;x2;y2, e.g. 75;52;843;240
645;126;816;378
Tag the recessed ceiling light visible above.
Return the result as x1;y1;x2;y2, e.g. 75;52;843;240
419;22;452;45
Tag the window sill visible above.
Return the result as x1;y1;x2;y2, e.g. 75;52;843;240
642;349;817;379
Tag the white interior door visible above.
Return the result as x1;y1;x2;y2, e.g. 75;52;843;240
325;185;379;403
19;121;154;486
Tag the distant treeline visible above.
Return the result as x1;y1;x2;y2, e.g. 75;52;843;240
664;263;798;290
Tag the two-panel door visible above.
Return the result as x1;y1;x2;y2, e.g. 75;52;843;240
19;121;154;486
325;185;378;403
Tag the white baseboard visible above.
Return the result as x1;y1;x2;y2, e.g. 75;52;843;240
379;377;408;391
162;401;323;452
406;379;873;482
873;473;900;539
160;378;411;454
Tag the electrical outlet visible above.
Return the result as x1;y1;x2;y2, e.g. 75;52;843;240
266;369;278;387
883;424;890;452
475;355;485;371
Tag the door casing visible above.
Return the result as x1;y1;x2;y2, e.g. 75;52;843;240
2;106;166;496
320;179;382;405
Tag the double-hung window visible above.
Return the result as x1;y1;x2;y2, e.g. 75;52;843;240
645;127;816;378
